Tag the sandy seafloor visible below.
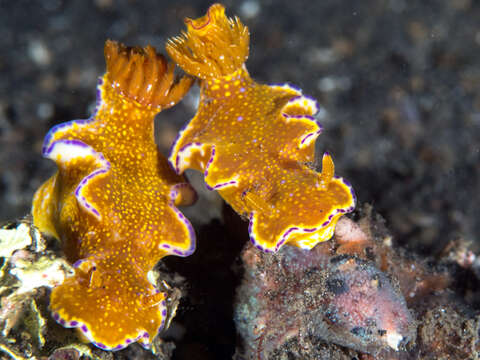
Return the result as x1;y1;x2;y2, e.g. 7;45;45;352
0;0;479;359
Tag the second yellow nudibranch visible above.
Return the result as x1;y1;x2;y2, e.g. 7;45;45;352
32;41;196;350
167;4;356;252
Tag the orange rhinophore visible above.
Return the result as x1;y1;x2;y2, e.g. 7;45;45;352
167;4;356;252
32;41;196;351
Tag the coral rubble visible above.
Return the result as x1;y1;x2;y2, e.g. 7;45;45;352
234;206;480;359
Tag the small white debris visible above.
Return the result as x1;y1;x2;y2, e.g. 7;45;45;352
317;76;352;93
0;223;32;258
385;331;403;351
37;102;54;120
308;47;338;66
239;1;260;19
10;256;73;295
28;39;52;67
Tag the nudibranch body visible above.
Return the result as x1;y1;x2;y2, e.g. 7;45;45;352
32;41;196;350
167;4;355;252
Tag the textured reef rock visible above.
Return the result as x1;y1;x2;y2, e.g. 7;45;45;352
0;219;181;360
0;220;71;356
234;222;414;358
234;206;480;359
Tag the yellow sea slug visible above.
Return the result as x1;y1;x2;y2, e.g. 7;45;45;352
32;41;196;350
167;4;356;252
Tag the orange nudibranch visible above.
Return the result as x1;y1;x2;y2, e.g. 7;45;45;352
32;41;196;351
167;4;356;252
